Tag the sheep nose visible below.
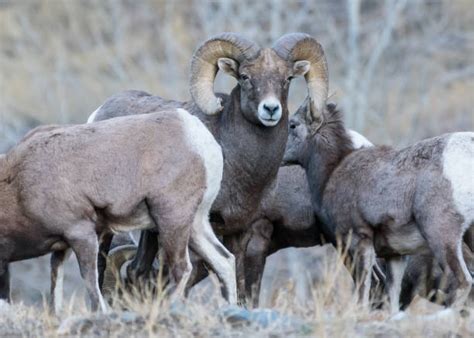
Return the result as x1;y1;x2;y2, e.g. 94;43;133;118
263;102;280;116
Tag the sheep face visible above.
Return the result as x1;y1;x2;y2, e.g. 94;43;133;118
283;103;312;165
218;49;310;128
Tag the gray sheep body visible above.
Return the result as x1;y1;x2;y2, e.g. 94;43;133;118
284;102;474;312
0;109;236;310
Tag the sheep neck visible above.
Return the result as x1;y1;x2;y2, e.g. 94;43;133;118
0;154;7;182
0;155;17;220
208;87;289;227
304;123;354;212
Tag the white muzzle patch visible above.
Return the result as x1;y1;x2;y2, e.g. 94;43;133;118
258;97;282;127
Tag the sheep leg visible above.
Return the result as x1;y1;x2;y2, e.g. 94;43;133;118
353;238;376;307
189;217;237;304
50;249;72;313
433;248;471;307
224;232;252;306
97;233;113;290
160;234;192;300
127;230;158;283
421;225;472;307
0;263;10;301
386;256;407;313
66;226;107;312
147;209;192;300
187;255;210;289
244;219;273;308
399;255;433;308
442;241;472;307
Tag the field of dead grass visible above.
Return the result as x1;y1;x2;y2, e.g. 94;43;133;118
2;245;474;337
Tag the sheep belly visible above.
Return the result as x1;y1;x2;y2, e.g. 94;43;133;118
107;208;155;234
374;222;429;256
2;233;68;262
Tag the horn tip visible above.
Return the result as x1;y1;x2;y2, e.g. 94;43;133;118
198;96;224;116
208;97;224;115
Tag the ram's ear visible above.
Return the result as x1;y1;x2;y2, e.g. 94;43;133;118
293;60;311;77
217;58;239;78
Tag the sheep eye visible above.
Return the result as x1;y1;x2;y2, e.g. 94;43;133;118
290;124;296;129
240;74;250;81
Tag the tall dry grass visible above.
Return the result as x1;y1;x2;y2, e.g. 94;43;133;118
0;1;473;336
2;243;474;336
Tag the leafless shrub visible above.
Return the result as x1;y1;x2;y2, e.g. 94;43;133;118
1;0;472;152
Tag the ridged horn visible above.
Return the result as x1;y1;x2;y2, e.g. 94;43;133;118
190;33;260;115
273;33;328;120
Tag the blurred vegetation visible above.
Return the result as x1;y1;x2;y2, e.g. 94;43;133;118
0;0;473;152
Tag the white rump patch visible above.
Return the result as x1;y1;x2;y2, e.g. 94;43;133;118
443;132;474;231
175;108;236;303
347;129;374;149
175;108;223;201
87;105;102;124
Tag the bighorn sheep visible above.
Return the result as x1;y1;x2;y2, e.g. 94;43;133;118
284;99;474;312
245;131;373;306
88;33;328;303
100;131;373;306
0;108;236;311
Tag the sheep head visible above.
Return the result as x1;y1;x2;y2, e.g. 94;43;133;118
190;33;313;127
284;101;352;168
283;97;314;165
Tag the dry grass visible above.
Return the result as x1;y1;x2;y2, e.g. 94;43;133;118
0;1;473;336
2;245;474;337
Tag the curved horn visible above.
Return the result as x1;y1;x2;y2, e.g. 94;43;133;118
102;245;137;297
273;33;328;120
190;33;260;115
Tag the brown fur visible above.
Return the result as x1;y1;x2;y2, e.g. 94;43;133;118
400;242;474;307
0;110;228;310
244;126;378;307
284;102;473;311
244;165;323;306
90;35;318;303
